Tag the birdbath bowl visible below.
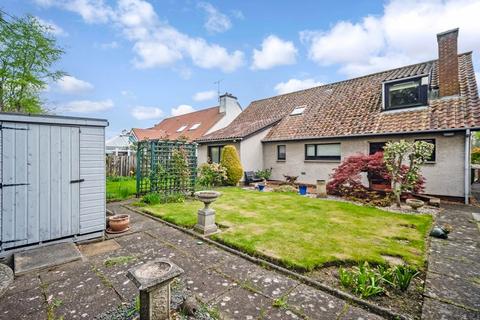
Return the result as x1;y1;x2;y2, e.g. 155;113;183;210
194;191;221;235
127;259;184;320
406;198;424;211
194;191;221;209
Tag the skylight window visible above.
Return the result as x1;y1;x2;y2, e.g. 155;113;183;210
290;106;306;115
177;125;187;132
189;123;201;130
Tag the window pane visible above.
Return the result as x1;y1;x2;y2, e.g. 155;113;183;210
211;147;219;163
369;142;386;155
316;144;340;156
306;145;316;156
278;145;286;160
389;81;419;107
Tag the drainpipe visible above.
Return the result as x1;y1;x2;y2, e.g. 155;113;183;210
465;129;471;204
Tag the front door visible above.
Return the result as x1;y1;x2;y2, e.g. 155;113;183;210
1;122;80;250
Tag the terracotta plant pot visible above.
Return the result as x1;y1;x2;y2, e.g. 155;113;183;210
108;214;130;232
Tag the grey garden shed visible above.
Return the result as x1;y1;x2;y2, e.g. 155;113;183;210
0;113;108;253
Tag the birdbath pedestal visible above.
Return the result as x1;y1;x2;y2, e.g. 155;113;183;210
194;191;221;236
127;259;184;320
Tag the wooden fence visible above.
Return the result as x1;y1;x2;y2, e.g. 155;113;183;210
106;154;136;177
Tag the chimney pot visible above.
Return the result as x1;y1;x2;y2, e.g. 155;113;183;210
437;28;460;97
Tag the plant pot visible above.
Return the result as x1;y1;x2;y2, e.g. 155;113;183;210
406;198;424;211
108;214;130;232
258;184;265;192
298;185;307;196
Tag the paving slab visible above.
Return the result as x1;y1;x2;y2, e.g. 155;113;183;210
14;242;82;276
0;286;46;319
422;297;480;320
78;239;121;257
212;286;276;319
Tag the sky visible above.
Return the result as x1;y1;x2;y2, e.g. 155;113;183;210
3;0;480;138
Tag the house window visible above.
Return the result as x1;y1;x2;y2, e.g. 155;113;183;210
290;106;306;115
415;138;436;162
177;125;187;132
384;77;428;110
208;145;224;163
305;143;341;161
369;142;386;155
189;123;201;130
277;145;286;161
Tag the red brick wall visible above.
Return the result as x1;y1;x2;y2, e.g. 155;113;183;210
437;28;460;97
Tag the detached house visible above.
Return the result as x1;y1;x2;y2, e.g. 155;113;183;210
197;29;479;202
131;93;242;143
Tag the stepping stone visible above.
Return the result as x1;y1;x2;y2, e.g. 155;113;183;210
14;243;82;276
0;263;13;297
472;212;480;222
78;239;120;257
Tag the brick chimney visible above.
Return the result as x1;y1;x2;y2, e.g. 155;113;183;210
437;28;460;97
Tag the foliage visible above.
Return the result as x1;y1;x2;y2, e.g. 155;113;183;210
104;256;136;267
143;192;162;205
106;177;136;200
143;187;432;270
220;145;243;186
383;140;434;207
198;162;227;187
327;151;426;206
255;168;272;181
0;14;65;113
472;147;480;164
142;192;185;205
283;175;298;185
171;147;191;189
273;185;298;193
393;265;419;291
339;262;419;298
272;296;288;309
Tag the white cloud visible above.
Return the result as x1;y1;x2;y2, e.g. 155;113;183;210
171;104;195;116
35;17;68;36
301;0;480;77
274;78;323;95
131;106;163;120
37;0;245;72
252;35;297;70
193;90;217;102
56;75;94;93
62;99;113;113
100;41;119;49
198;2;231;34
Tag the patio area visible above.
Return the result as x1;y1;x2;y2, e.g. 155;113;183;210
0;201;383;320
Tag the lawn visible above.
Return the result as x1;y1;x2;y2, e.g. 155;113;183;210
106;177;136;200
142;187;432;271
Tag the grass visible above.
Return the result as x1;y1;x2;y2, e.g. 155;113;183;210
143;187;432;271
106;176;136;200
104;255;136;267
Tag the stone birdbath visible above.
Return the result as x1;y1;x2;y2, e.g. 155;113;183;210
194;190;221;236
127;259;184;320
406;198;424;211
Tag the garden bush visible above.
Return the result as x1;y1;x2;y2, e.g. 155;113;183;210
472;147;480;164
143;192;161;205
220;145;243;186
255;168;272;181
273;185;297;193
198;162;227;187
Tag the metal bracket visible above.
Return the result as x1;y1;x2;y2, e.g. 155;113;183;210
0;183;29;189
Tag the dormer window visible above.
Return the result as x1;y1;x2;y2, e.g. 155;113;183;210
189;123;201;130
383;77;428;110
290;106;306;115
177;125;187;132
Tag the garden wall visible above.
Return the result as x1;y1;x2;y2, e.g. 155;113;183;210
263;132;465;197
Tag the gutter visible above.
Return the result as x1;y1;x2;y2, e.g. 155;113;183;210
261;127;480;143
465;129;471;204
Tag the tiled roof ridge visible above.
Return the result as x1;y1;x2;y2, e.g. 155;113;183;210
250;52;473;104
156;105;219;124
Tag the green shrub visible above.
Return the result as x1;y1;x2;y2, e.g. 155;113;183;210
198;162;227;187
143;192;161;205
255;168;272;181
220;145;243;186
393;265;418;291
273;185;297;193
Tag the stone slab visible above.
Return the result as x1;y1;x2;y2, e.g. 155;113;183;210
422;297;480;320
78;239;121;257
0;287;46;320
473;212;480;222
0;263;14;297
14;242;82;276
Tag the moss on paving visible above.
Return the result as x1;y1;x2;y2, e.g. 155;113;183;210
143;187;432;271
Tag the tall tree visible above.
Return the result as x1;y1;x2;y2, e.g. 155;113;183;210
0;13;64;113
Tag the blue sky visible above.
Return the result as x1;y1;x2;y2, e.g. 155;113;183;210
3;0;479;138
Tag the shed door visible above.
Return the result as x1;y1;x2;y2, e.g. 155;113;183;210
1;123;80;250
